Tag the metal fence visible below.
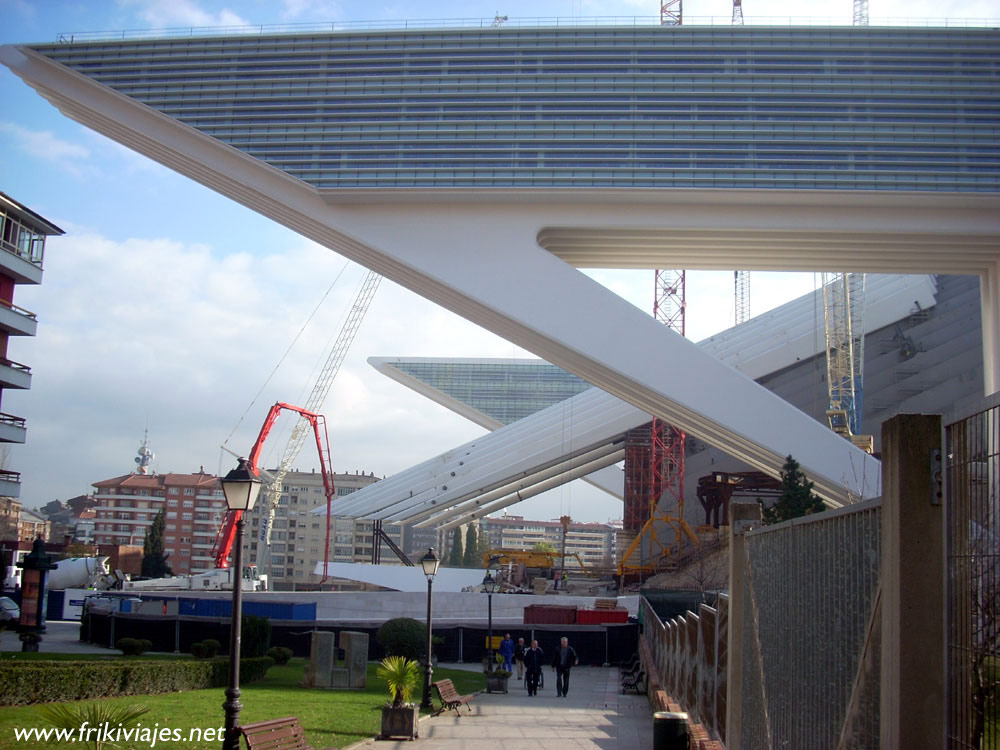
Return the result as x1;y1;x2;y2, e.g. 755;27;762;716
946;404;1000;749
737;498;882;749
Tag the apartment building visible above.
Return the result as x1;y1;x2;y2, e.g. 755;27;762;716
482;514;616;573
91;470;224;575
242;469;406;590
0;193;62;503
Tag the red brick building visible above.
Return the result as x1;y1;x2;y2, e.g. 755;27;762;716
91;470;226;575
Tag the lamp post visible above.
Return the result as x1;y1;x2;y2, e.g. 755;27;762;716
220;458;262;750
419;547;440;711
16;536;56;652
482;570;497;670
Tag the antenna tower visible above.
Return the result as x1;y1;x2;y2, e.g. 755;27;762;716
853;0;869;25
661;0;682;25
732;0;744;24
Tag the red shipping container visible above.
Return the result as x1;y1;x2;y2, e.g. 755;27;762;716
575;608;629;625
523;604;578;625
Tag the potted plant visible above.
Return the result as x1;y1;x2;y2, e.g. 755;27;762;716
377;655;421;739
484;652;512;694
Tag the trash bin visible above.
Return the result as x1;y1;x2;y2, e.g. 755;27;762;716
652;711;689;750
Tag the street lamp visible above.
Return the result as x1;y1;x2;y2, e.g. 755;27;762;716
419;547;440;711
482;570;497;670
16;536;56;652
220;458;262;750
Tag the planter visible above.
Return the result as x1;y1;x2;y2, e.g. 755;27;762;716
380;705;419;740
485;673;510;694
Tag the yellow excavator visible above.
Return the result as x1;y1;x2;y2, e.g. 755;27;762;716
482;548;599;578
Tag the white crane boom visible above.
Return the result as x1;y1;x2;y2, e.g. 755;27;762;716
254;269;382;570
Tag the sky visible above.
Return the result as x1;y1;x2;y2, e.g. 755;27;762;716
0;0;997;525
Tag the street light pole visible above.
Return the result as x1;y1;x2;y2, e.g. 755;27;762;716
482;570;496;669
220;459;262;750
419;548;440;711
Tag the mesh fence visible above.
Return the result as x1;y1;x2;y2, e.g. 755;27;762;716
946;405;1000;749
740;499;882;749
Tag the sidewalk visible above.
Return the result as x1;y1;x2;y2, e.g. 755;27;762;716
354;663;654;750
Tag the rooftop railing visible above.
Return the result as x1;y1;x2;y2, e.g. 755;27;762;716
54;14;1000;44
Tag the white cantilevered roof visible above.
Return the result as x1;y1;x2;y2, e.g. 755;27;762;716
326;274;934;526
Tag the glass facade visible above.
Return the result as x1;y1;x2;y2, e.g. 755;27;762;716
389;359;590;425
31;25;999;191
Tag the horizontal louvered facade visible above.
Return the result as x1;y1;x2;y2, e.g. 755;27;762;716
31;25;1000;191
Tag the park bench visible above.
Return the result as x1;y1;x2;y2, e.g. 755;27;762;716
621;670;646;695
241;716;316;750
432;678;476;716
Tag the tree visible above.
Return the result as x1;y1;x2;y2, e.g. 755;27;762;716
759;455;825;524
463;525;479;568
141;508;172;578
476;521;491;562
532;541;556;554
447;527;463;567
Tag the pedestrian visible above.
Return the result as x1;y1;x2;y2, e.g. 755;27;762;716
523;639;545;696
499;632;515;672
551;635;578;697
514;636;526;680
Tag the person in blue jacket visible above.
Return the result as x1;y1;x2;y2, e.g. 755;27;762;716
498;633;515;672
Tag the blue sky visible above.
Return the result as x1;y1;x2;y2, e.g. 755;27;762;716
0;0;997;525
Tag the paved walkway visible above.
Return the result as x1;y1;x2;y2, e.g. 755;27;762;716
354;663;654;750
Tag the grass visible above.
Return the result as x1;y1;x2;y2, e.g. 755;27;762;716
0;657;485;750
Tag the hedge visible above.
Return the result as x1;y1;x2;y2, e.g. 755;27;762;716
0;657;274;706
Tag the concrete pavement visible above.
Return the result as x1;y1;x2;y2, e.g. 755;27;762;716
356;663;654;750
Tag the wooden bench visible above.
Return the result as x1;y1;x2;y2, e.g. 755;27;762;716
621;670;646;695
432;678;476;716
240;717;313;750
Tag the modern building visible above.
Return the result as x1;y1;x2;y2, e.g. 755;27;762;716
0;192;63;501
91;470;225;575
4;25;997;516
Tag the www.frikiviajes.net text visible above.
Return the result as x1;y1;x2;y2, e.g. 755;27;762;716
12;723;225;746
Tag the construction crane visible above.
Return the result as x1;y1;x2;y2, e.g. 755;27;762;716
253;270;381;576
822;273;873;453
661;0;681;25
734;270;750;324
213;401;336;586
732;0;744;25
854;0;869;25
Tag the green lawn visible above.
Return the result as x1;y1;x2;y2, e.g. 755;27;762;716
0;657;485;750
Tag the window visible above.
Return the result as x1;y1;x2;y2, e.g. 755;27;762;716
184;488;194;496
166;512;177;519
169;488;179;495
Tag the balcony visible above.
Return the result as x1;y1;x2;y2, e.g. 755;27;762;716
0;240;43;285
0;469;21;498
0;358;30;390
0;300;37;337
0;413;26;443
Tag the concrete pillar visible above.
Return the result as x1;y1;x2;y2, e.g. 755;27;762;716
980;262;1000;396
880;413;945;749
725;501;761;750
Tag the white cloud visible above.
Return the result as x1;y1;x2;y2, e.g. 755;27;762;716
118;0;251;29
0;121;90;170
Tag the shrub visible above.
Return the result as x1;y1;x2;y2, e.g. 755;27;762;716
201;638;221;658
116;637;150;656
241;615;271;658
190;642;209;660
0;657;276;706
376;617;427;661
266;646;293;666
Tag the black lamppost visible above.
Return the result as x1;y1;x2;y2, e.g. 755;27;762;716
220;458;262;750
482;570;497;669
16;536;56;652
419;548;440;711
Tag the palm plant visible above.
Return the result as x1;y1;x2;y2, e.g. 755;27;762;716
36;701;149;750
376;655;420;708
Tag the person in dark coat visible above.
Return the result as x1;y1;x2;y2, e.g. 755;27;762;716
551;636;579;697
523;639;545;696
514;636;526;680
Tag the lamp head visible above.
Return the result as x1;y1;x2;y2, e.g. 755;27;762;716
482;570;497;594
420;547;440;579
221;458;262;511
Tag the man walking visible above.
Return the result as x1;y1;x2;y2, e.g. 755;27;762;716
523;639;545;696
499;633;515;672
514;636;526;680
552;636;578;697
